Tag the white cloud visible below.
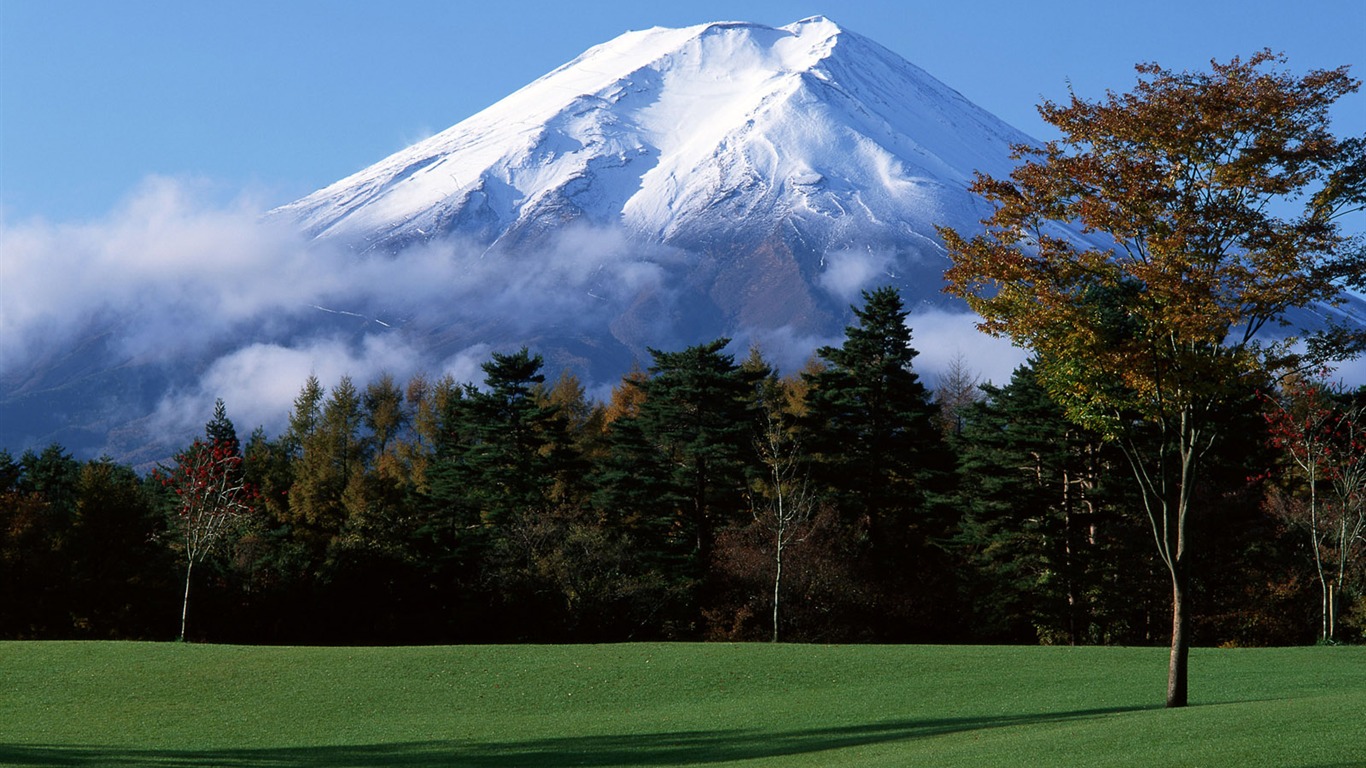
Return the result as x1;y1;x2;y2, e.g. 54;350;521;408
10;175;1352;460
815;248;897;304
0;178;694;452
0;177;328;370
730;325;840;376
438;343;495;388
149;333;430;438
904;309;1030;389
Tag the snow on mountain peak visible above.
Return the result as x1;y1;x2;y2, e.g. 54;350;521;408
274;16;1033;258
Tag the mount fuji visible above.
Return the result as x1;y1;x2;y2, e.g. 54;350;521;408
279;17;1023;255
268;16;1033;366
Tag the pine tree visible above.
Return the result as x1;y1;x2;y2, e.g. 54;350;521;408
803;287;946;546
456;348;563;524
637;339;766;574
799;287;953;638
954;362;1115;644
591;340;765;635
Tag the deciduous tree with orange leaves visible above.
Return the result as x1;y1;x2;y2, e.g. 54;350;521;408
939;50;1363;707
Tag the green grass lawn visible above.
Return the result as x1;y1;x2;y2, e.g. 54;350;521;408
1;642;1362;767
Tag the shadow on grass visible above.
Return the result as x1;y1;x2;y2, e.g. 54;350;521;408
0;706;1153;767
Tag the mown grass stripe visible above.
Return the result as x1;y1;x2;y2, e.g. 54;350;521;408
1;642;1362;767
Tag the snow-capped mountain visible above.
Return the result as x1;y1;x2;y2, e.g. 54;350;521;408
16;15;1050;464
279;17;1025;255
272;16;1039;351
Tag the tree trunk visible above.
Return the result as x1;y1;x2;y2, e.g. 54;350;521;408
1328;580;1335;642
179;558;194;642
1166;563;1189;708
772;536;783;643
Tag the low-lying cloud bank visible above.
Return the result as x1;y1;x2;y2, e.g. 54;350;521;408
3;176;1360;460
2;179;690;448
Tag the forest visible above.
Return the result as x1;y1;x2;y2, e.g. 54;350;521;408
2;287;1363;648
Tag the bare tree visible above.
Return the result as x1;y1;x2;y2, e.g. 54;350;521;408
934;350;983;437
752;408;817;642
157;438;254;641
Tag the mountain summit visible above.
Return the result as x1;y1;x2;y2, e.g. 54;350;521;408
278;17;1028;257
13;16;1050;462
272;16;1043;358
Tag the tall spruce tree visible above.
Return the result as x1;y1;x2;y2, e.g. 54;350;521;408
801;287;952;637
803;287;946;541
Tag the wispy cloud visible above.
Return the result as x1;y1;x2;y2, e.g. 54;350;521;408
905;309;1030;388
815;248;898;304
6;176;1356;459
0;178;687;451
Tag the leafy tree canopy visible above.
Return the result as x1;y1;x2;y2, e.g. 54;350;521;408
940;50;1363;435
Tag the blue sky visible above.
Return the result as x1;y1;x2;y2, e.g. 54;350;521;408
3;0;1363;222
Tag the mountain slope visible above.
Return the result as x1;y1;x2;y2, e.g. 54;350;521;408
276;17;1026;262
267;16;1053;378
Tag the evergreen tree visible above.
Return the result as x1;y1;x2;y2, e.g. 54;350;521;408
401;373;459;496
204;398;239;455
363;374;406;463
420;349;582;638
804;287;943;523
456;348;563;523
800;287;954;638
954;362;1115;644
637;339;765;574
591;340;765;635
342;374;413;559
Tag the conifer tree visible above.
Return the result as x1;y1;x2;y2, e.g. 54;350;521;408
803;287;947;550
286;375;325;457
290;376;366;553
954;362;1115;644
638;339;766;573
204;398;239;455
591;340;764;634
456;348;563;524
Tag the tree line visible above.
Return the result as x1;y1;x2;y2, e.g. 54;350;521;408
3;287;1362;647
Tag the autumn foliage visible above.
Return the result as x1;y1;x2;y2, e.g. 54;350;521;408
939;51;1362;706
1263;379;1366;641
155;436;256;640
1;54;1363;667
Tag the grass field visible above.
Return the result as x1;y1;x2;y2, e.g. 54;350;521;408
1;642;1363;767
